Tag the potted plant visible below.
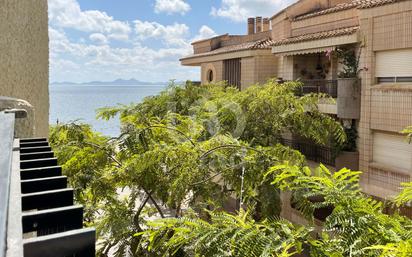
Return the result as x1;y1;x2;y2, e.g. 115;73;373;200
335;46;366;120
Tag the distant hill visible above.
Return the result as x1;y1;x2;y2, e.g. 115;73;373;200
51;78;170;86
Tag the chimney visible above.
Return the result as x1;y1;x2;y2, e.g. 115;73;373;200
247;17;255;35
263;18;270;31
256;16;262;33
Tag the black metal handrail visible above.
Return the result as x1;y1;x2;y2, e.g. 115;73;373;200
281;138;336;166
300;79;338;98
0;110;95;257
19;138;96;257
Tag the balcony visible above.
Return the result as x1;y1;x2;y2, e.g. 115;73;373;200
292;79;360;119
299;79;338;98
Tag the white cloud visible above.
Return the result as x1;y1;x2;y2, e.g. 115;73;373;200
154;0;191;15
49;24;204;83
49;28;78;55
50;58;80;71
89;33;108;45
48;0;211;83
192;26;218;42
210;0;297;22
134;20;190;47
49;0;131;41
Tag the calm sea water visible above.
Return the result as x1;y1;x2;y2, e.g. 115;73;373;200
50;84;166;136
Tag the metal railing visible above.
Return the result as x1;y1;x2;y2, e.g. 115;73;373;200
0;111;95;257
299;79;338;98
281;138;336;166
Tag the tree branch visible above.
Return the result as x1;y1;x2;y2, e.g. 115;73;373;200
143;188;165;218
199;144;263;160
83;141;123;167
143;125;197;147
134;193;151;232
190;171;224;186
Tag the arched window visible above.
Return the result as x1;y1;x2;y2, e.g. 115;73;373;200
207;69;214;83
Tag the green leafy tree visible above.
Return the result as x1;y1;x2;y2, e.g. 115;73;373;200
139;210;311;257
141;164;412;257
98;80;345;147
50;80;348;256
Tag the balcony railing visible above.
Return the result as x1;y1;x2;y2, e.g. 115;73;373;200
281;138;336;166
299;80;338;98
0;111;95;257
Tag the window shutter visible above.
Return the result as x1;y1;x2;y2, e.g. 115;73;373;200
376;49;412;77
373;132;412;172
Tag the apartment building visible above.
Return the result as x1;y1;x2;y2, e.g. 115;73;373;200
180;0;412;218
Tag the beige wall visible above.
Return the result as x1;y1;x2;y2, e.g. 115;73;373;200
271;19;292;41
358;1;412;199
240;54;279;89
255;55;279;84
240;57;256;89
370;88;412;133
270;0;354;40
200;54;278;89
291;9;359;37
368;4;412;51
0;0;49;137
201;61;223;85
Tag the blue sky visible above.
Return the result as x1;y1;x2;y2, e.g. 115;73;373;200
49;0;295;83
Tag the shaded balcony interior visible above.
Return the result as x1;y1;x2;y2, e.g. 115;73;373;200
292;51;339;98
283;46;361;120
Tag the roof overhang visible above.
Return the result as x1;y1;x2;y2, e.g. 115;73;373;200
180;49;272;66
272;33;359;56
272;32;359;56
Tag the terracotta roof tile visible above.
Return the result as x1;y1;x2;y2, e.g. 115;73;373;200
358;0;407;8
271;26;359;46
181;38;273;60
294;1;363;20
294;0;406;21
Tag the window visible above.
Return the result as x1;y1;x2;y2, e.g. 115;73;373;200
207;69;214;83
376;49;412;84
373;132;412;172
223;58;241;89
377;77;412;84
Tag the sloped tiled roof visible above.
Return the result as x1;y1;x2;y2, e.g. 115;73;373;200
271;26;359;46
180;38;273;60
294;0;406;21
358;0;407;8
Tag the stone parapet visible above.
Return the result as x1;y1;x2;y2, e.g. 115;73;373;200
0;97;35;138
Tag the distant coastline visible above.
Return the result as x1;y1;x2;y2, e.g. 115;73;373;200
51;78;172;86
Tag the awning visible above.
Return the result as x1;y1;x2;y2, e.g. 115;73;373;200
272;28;359;56
274;46;336;56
